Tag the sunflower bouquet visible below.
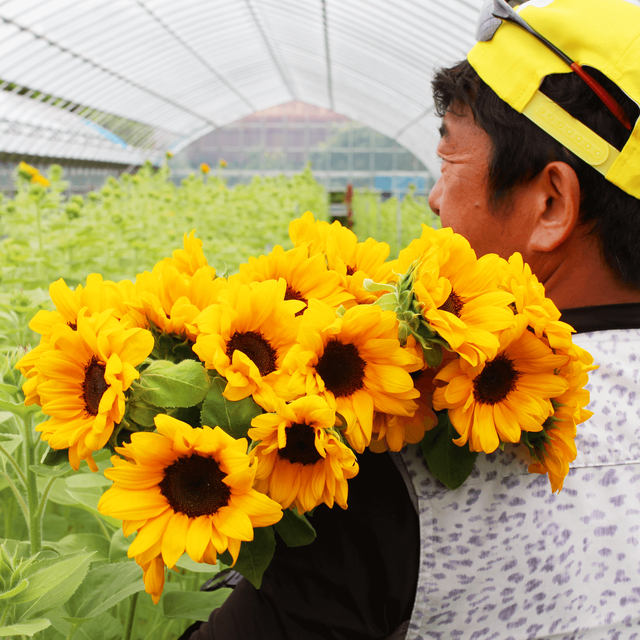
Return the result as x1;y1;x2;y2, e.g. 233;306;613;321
15;212;595;603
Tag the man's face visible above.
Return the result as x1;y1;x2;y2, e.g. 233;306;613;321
428;107;530;259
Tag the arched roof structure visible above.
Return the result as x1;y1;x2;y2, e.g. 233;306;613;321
1;0;638;177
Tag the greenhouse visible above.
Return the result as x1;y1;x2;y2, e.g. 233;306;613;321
2;0;640;638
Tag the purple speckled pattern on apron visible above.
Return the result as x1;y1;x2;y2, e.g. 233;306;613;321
397;328;640;640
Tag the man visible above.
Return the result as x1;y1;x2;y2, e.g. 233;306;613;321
184;0;640;637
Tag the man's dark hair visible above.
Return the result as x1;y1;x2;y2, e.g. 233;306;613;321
432;60;640;288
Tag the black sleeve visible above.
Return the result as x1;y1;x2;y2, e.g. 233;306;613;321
185;450;420;640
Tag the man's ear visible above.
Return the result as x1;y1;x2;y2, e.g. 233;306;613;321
528;161;581;253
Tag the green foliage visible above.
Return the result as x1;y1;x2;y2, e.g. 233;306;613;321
218;526;276;589
274;509;317;548
421;411;479;490
200;376;262;437
133;360;211;409
351;186;440;258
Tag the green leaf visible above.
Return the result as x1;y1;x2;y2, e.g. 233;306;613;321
200;376;262;438
0;383;19;396
0;578;29;600
127;399;159;427
63;561;145;622
50;534;109;563
108;529;131;564
0;398;39;420
421;411;478;490
39;446;70;468
175;554;223;574
12;551;94;605
275;509;317;547
74;612;123;640
0;433;22;458
16;553;92;621
217;526;276;589
0;618;51;636
162;589;232;621
136;359;211;408
29;464;69;478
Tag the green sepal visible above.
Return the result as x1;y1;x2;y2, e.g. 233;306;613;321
274;509;317;547
363;279;395;293
421;410;478;490
200;375;262;439
217;526;276;589
133;359;211;409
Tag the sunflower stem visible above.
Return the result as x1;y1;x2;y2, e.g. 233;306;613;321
32;474;58;523
19;414;41;555
123;592;139;640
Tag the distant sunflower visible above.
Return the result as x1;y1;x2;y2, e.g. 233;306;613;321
527;343;596;491
34;310;154;470
324;224;395;304
193;279;304;409
276;300;421;453
288;210;331;256
397;226;516;370
433;327;569;454
98;415;283;603
235;244;354;314
248;395;359;514
163;230;216;279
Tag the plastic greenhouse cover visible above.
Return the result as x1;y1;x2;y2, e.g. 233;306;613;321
0;0;637;170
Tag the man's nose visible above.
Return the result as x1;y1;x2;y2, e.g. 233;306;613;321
428;178;442;217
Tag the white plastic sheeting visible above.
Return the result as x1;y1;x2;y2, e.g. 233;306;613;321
0;0;637;172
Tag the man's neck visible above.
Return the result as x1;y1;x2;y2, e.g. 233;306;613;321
534;236;640;309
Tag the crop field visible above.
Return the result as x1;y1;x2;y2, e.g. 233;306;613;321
0;163;435;639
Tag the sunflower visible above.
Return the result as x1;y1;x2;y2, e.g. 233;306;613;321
33;309;154;470
397;226;516;370
130;261;227;341
275;300;421;453
324;224;395;304
527;343;596;491
234;244;354;314
499;252;575;351
288;210;331;256
433;326;570;454
193;278;304;409
98;415;283;603
16;275;134;406
248;395;358;514
370;360;438;452
163;230;216;279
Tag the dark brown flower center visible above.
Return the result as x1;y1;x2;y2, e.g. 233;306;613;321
284;285;308;317
159;454;230;518
279;422;323;465
226;330;277;376
315;339;366;398
83;357;108;416
67;321;78;331
438;289;464;317
346;266;356;276
473;354;520;405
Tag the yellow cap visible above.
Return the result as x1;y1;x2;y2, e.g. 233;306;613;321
468;0;640;199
